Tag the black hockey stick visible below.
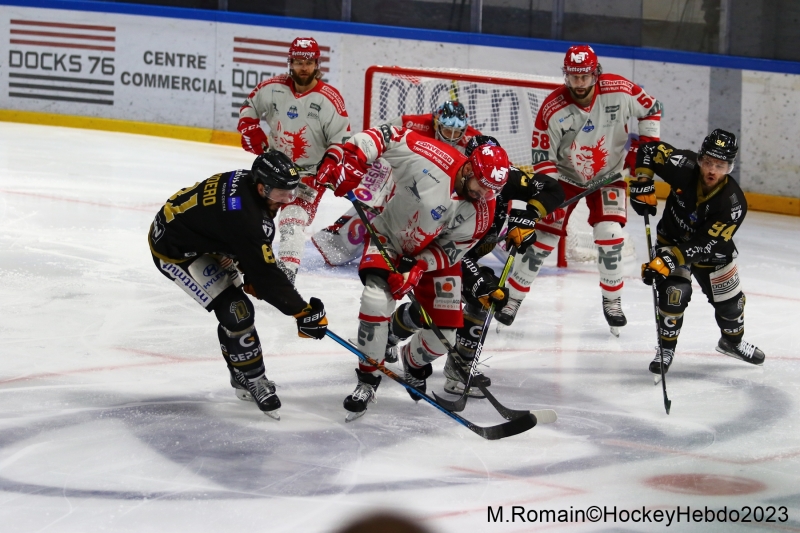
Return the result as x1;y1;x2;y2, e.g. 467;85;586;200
344;191;536;421
643;212;672;415
326;330;537;440
431;246;517;412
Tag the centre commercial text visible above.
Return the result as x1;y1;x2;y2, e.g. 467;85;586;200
120;51;225;94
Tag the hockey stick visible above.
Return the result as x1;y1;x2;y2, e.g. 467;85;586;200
643;212;672;415
431;247;517;412
325;330;537;440
344;191;546;422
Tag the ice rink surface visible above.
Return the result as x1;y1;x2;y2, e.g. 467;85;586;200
1;122;798;533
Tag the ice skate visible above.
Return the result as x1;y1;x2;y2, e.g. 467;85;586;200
649;346;674;384
401;344;432;401
602;296;627;337
716;337;765;366
495;296;522;330
231;369;281;419
443;355;489;398
343;369;381;422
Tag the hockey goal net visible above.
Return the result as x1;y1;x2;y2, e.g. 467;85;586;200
362;65;634;267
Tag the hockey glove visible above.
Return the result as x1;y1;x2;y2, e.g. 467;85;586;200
318;144;368;197
238;117;268;155
629;177;657;217
293;297;328;339
541;207;566;225
387;256;426;301
505;208;537;254
642;248;678;286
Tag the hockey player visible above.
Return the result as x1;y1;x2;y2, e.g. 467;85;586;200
311;100;480;267
318;125;511;421
148;151;329;420
498;44;662;334
632;129;765;374
441;135;565;396
237;36;351;283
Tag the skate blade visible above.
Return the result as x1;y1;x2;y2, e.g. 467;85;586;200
609;326;620;337
653;374;662;385
496;323;506;334
531;409;558;424
263;409;280;421
345;410;367;423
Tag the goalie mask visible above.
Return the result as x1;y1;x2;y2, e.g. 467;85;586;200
433;100;468;145
251;151;300;204
467;144;510;199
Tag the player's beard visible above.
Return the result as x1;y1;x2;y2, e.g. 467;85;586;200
568;85;593;102
290;69;318;88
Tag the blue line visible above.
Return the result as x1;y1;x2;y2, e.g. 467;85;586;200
4;0;800;75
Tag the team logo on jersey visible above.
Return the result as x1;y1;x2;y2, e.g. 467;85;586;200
582;119;595;133
262;219;275;239
151;214;165;243
275;122;310;161
669;154;685;167
287;105;299;119
570;136;608;181
406;179;422;202
430;205;447;220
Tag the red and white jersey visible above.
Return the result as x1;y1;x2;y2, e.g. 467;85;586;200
532;73;661;188
239;74;351;174
348;126;495;271
387;114;482;153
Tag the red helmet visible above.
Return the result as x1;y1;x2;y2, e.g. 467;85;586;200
563;45;599;75
469;144;510;193
288;37;320;62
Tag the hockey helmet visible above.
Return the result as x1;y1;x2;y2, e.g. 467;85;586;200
251;151;300;203
288;37;320;63
468;144;510;198
433;100;468;144
465;135;501;157
699;129;738;162
562;45;600;76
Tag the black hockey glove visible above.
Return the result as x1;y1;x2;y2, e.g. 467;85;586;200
505;209;537;254
472;266;510;310
629;177;657;217
641;248;678;286
293;297;328;339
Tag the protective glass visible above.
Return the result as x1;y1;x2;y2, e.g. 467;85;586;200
267;187;297;203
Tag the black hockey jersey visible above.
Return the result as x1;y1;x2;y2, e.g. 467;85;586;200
148;169;306;315
637;141;747;266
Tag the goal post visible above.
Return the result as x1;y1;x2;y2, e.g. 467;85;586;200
362;65;634;267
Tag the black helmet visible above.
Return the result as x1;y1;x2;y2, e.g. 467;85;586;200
464;135;501;157
699;129;738;162
251;150;300;190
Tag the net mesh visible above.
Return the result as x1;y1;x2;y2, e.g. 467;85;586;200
365;67;562;172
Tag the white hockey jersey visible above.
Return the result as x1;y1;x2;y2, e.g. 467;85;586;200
532;73;661;188
347;126;495;272
239;74;351;174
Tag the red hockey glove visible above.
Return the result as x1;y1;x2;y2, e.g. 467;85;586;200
387;256;426;301
238;117;268;154
642;248;678;286
541;207;566;225
629;177;657;217
293;297;328;339
317;144;368;197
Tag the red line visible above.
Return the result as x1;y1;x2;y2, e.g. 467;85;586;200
10;39;115;52
11;29;116;41
11;19;115;31
0;189;158;212
233;36;331;51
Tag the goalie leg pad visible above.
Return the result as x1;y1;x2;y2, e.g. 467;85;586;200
277;204;311;279
507;230;559;299
311;207;366;266
594;221;625;297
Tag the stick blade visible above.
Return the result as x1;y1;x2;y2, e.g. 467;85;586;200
530;409;558;424
471;412;537;440
432;391;468;412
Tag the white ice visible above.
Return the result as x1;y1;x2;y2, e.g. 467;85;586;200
1;122;798;533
